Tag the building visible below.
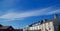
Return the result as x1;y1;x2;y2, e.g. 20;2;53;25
23;13;60;31
14;29;23;31
23;26;29;31
0;24;14;31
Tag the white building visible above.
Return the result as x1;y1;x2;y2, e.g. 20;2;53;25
23;13;60;31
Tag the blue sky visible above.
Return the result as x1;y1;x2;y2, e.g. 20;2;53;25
0;0;60;29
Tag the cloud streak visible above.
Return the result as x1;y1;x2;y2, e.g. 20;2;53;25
0;7;60;21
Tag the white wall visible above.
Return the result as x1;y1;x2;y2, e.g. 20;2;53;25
29;21;54;31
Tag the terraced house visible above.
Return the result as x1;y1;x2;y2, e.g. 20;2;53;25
23;13;60;31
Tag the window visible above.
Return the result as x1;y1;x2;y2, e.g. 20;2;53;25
49;28;51;30
39;29;41;31
45;29;48;31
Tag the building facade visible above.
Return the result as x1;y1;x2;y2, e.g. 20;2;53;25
23;13;60;31
29;20;54;31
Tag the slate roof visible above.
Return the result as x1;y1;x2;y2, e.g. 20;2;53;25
0;24;13;29
0;26;11;29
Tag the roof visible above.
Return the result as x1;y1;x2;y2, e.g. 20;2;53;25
0;26;13;29
29;19;54;27
29;13;59;27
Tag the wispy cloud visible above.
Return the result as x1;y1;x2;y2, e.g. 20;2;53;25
0;7;60;21
48;9;60;14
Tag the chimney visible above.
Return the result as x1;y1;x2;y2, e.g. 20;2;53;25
43;19;47;23
41;20;43;24
54;13;58;19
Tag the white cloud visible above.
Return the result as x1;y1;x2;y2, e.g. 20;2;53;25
47;9;60;14
0;7;50;19
0;7;60;21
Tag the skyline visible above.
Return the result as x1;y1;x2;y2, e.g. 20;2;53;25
0;0;60;29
